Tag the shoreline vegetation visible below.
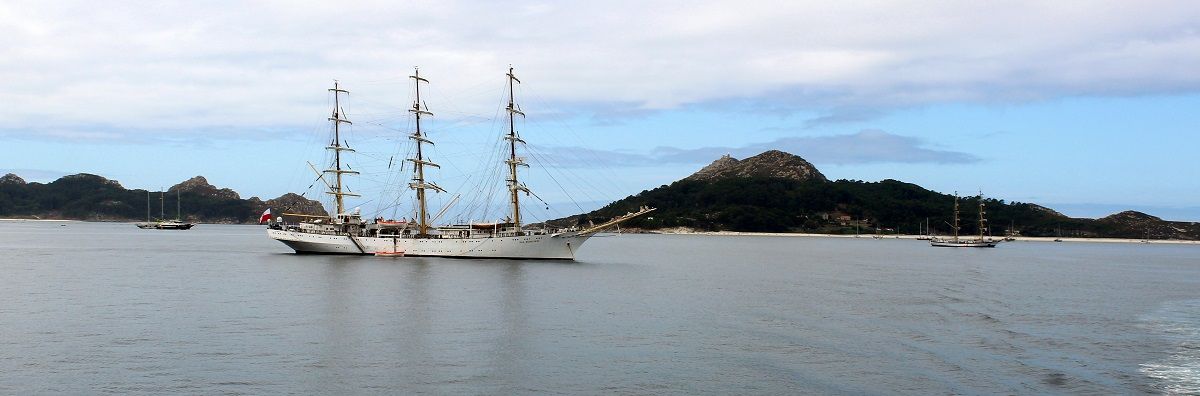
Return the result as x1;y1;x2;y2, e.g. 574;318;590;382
5;153;1198;241
561;151;1200;241
0;173;327;224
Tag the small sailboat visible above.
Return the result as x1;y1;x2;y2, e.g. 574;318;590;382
916;217;932;240
136;190;195;230
1003;220;1017;241
930;192;997;248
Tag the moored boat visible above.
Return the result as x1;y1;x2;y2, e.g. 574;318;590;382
136;190;195;230
930;193;999;248
930;238;997;248
916;217;932;240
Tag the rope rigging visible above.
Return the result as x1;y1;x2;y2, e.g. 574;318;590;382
288;70;630;227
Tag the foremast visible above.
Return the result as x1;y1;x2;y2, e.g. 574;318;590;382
977;193;988;241
407;67;444;236
505;66;530;235
325;81;360;217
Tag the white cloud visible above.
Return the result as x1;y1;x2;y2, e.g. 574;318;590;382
528;129;977;167
2;1;1199;139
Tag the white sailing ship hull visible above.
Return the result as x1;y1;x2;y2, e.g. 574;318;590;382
267;229;590;259
929;239;998;248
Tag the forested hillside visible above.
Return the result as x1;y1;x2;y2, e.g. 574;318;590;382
558;152;1199;240
0;173;325;223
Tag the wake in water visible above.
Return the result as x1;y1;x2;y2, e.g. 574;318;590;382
1140;299;1200;394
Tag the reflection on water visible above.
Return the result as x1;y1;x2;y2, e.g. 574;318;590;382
0;221;1199;394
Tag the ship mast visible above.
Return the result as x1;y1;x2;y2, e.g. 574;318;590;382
952;193;960;243
978;193;987;241
407;67;443;236
325;81;360;217
505;66;530;234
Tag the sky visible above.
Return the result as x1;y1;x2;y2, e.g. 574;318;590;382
2;1;1199;222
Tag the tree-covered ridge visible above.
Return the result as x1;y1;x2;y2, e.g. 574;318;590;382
567;177;1199;240
0;173;325;223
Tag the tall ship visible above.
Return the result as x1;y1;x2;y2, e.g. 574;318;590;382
267;68;652;259
930;193;997;248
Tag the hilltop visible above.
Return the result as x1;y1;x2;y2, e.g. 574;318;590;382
686;150;828;182
0;173;326;223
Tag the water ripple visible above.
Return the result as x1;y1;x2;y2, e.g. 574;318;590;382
1140;299;1200;395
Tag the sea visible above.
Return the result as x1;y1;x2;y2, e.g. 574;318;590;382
1;221;1198;395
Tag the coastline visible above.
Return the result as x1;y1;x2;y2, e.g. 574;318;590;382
643;228;1200;245
4;219;1195;244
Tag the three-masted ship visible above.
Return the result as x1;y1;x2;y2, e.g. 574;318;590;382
930;193;998;248
267;68;652;259
136;190;195;230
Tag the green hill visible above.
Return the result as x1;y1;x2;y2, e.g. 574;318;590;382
0;173;325;223
559;152;1199;240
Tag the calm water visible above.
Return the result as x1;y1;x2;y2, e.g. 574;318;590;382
1;221;1198;394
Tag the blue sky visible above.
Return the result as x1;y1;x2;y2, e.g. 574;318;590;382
2;1;1199;221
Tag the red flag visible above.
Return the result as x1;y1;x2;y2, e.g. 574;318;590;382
259;208;272;224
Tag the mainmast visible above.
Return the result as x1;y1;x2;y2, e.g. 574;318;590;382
325;81;360;217
505;66;530;233
407;67;443;236
952;193;960;243
978;193;987;240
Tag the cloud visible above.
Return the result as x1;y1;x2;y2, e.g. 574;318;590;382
801;108;887;128
528;129;978;167
3;1;1200;139
0;124;312;145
